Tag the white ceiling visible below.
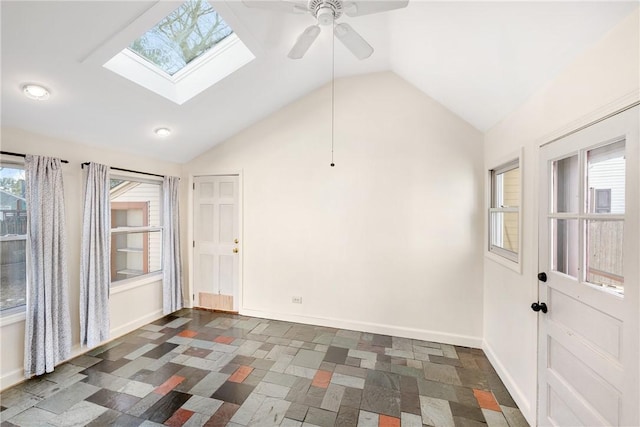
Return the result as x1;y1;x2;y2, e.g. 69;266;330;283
1;1;637;163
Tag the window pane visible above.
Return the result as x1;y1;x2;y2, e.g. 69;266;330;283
552;155;579;213
587;141;625;214
111;231;162;282
586;220;623;293
490;212;519;254
110;179;161;227
0;165;27;312
552;219;579;278
128;0;233;76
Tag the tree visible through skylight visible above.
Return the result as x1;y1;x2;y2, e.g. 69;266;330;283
129;0;233;76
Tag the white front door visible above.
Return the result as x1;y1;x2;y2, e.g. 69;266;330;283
537;106;639;426
193;175;240;312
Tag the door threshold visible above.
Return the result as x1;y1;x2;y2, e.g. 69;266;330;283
194;307;239;315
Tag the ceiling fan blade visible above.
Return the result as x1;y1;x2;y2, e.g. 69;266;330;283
333;23;373;60
343;0;409;17
242;0;308;14
288;25;321;59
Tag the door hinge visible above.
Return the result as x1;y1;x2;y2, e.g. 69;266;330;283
193;183;195;190
193;241;195;248
192;294;195;301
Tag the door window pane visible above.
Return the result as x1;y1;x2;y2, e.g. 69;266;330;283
552;219;579;278
586;220;623;293
0;166;27;312
587;141;625;214
553;155;579;213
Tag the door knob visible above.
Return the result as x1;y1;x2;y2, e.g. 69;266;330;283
234;239;239;244
233;248;238;253
531;302;548;313
538;272;547;282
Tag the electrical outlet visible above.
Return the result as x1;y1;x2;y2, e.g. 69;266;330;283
292;296;302;304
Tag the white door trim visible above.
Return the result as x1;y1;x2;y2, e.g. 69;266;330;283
187;171;243;311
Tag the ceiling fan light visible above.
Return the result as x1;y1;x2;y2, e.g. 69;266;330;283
22;84;50;100
154;127;171;137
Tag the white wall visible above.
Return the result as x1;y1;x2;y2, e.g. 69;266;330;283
483;9;639;425
0;128;182;390
185;72;485;347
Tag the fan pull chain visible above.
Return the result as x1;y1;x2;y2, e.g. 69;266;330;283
330;28;335;167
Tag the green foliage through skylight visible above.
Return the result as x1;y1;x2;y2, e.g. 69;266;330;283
129;0;233;76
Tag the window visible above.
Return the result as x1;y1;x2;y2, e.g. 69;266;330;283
489;159;521;263
0;165;27;313
110;177;162;284
129;0;233;76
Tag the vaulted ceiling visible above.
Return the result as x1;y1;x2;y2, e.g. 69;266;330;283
1;1;637;162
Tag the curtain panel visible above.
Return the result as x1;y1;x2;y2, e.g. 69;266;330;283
80;162;111;347
24;155;71;377
163;176;183;314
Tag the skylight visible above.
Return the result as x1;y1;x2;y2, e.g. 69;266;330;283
129;0;233;76
99;0;256;105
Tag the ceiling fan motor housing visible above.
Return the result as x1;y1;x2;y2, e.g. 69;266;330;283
309;0;343;24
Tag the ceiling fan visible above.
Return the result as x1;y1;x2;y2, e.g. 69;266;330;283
242;0;409;60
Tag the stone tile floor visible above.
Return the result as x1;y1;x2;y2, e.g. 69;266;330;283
0;309;529;426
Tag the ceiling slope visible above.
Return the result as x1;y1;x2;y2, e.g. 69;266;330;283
1;1;637;162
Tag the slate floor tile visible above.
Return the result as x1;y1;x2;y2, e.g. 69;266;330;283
304;407;336;427
400;392;421;415
85;408;122;426
7;407;56;427
285;403;308;421
449;401;486;423
335;405;358;427
36;381;100;414
211;381;255;406
182;396;224;417
322;347;348;365
419;395;455;427
48;401;109;427
204;402;239;427
141;390;192;423
360;385;401;418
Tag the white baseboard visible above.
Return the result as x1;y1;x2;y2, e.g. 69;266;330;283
240;308;483;348
0;367;24;391
483;339;535;426
109;309;165;339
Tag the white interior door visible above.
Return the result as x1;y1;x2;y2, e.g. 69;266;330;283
193;175;240;312
537;106;639;426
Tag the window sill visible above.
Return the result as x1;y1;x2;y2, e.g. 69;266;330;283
0;309;26;327
111;272;163;295
485;251;522;274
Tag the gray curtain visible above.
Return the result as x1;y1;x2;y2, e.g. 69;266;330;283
80;162;111;347
163;176;183;314
24;155;71;377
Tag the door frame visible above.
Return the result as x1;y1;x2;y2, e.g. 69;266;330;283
535;105;639;426
187;171;243;312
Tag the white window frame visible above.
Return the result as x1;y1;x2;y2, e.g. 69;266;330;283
486;151;523;273
0;161;28;317
110;173;164;287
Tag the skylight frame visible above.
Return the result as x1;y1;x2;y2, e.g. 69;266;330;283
96;0;259;105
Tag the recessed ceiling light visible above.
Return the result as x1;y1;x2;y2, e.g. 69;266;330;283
154;128;171;137
22;84;50;101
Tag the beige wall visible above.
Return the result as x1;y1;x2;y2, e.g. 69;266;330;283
184;71;486;347
0;128;182;390
483;8;639;425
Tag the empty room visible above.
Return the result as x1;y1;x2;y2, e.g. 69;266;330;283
1;0;639;426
